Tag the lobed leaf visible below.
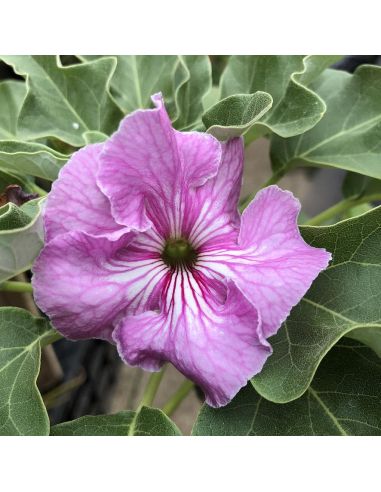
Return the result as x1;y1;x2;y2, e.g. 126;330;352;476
271;65;381;179
193;340;381;436
0;307;56;436
50;407;181;436
0;141;67;180
219;55;338;139
172;55;212;130
252;205;381;403
81;55;211;131
0;80;27;140
0;198;44;282
202;92;273;140
0;55;123;146
81;55;178;115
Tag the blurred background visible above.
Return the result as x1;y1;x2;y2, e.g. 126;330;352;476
1;55;380;434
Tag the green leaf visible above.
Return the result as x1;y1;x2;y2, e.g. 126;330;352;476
50;407;181;436
202;92;273;140
342;171;381;200
219;55;333;138
81;55;211;131
0;202;32;229
296;55;342;86
82;130;108;144
348;328;381;358
82;55;178;114
342;172;369;198
172;55;212;130
0;307;56;435
0;55;123;146
0;198;44;282
202;85;220;112
193;340;381;436
79;55;212;130
0;80;26;140
0;141;67;180
341;172;381;219
271;66;381;180
0;169;35;193
252;205;381;403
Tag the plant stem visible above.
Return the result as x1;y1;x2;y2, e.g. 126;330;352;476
137;368;166;410
0;280;33;293
162;379;195;417
29;182;48;196
43;370;86;409
41;330;63;347
305;193;381;226
239;170;284;212
261;171;284;188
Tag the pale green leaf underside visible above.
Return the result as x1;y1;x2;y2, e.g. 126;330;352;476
0;55;123;146
172;55;212;130
193;341;381;436
0;307;55;436
0;141;67;180
50;407;181;436
81;55;178;114
271;65;381;179
296;55;342;86
80;55;211;131
202;91;273;140
82;130;108;144
0;198;44;282
0;80;26;140
348;328;381;358
253;205;381;403
219;55;336;138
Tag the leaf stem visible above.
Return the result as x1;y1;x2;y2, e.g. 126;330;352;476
305;193;381;226
0;280;33;293
162;379;195;417
137;368;166;410
43;370;86;409
41;330;63;347
29;182;48;196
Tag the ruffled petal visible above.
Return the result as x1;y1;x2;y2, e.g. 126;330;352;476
200;186;332;337
44;144;126;242
113;277;271;408
183;138;244;250
175;130;221;188
32;230;169;341
98;94;221;235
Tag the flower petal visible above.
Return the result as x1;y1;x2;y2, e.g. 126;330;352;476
98;94;222;234
183;137;244;250
98;94;214;231
32;230;169;341
44;144;126;242
175;130;221;188
200;186;332;337
113;277;271;408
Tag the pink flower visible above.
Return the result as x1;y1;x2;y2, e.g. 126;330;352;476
32;94;331;407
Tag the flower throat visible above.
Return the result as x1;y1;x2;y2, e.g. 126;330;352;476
161;237;198;270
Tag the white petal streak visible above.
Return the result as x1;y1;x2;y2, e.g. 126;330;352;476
105;254;169;313
161;267;223;337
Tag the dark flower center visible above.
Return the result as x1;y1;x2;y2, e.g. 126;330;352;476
161;238;198;270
